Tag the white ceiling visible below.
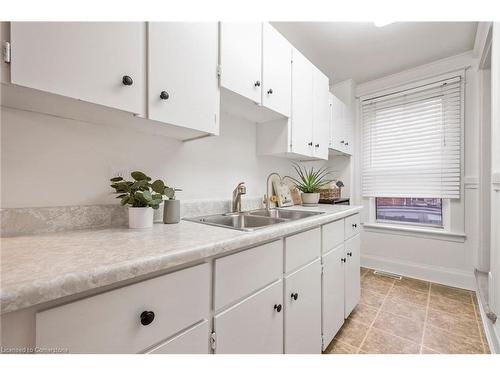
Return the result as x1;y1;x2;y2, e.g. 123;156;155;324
271;22;478;84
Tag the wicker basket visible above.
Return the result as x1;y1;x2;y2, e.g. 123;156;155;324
319;187;341;201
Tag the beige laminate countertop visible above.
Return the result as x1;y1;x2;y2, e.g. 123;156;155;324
0;204;362;314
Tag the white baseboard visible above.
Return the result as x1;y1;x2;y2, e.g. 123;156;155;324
475;284;499;354
361;254;475;290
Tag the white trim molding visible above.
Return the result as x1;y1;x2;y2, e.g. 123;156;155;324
361;253;475;290
363;223;466;243
473;22;493;59
492;171;500;192
356;50;475;98
464;175;480;189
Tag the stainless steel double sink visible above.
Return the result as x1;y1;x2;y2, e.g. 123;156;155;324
184;208;324;231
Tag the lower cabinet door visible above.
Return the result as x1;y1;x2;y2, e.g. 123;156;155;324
147;320;209;354
284;258;322;354
214;280;283;354
344;234;361;318
322;244;345;349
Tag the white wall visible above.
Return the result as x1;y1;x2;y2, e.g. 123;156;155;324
355;51;480;289
0;105;340;208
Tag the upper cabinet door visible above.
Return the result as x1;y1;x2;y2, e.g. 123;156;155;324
10;22;145;115
219;22;262;104
330;94;347;152
290;48;313;157
262;23;292;117
148;23;219;135
312;67;330;160
343;109;354;155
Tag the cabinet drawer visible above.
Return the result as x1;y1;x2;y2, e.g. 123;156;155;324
147;320;209;354
215;240;282;310
344;213;360;239
322;219;344;253
285;228;321;273
36;263;210;353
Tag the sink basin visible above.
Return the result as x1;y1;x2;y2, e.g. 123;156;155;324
184;208;325;231
248;209;324;220
185;213;287;231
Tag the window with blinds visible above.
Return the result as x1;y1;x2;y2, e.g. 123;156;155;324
361;76;463;199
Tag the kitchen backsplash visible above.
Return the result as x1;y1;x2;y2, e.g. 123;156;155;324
0;197;264;237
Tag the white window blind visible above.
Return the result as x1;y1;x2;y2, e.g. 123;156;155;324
362;76;462;199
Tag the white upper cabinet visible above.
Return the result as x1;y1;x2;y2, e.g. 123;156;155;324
257;47;330;160
148;22;219;135
262;23;292;117
330;93;353;155
10;22;145;115
219;22;262;104
290;48;314;157
312;66;330;160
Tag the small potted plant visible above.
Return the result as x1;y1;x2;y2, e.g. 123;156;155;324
110;171;165;229
288;163;333;206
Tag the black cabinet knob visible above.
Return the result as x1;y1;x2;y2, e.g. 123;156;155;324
340;140;345;144
291;293;298;301
308;142;313;146
352;223;357;228
341;258;346;263
122;75;133;86
345;142;349;146
140;311;155;326
267;88;273;95
160;91;169;100
347;252;353;257
274;304;282;313
315;144;320;148
254;81;261;87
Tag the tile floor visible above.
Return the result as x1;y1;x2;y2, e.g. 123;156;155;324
324;267;491;354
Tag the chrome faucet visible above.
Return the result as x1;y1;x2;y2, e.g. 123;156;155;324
232;182;246;212
264;172;281;210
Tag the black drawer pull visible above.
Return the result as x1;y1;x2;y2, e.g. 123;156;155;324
122;75;133;86
291;293;298;301
160;91;169;100
274;304;282;313
140;311;155;326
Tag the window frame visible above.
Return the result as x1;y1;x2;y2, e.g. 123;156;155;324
374;197;444;229
368;197;451;232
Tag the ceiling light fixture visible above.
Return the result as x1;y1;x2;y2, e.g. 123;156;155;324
374;21;394;27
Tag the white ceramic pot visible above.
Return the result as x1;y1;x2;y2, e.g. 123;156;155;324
301;192;320;206
128;207;154;229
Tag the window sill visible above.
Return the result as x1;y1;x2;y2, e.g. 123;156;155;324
362;222;466;242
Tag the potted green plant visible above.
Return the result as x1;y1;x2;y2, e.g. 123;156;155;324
110;171;169;229
288;163;333;206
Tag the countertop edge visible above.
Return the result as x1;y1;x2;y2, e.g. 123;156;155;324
1;206;362;314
